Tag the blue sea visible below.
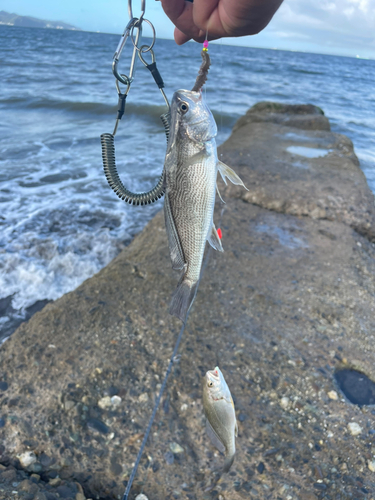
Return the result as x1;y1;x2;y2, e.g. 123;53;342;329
0;25;374;341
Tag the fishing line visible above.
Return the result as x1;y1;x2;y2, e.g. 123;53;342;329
122;204;226;500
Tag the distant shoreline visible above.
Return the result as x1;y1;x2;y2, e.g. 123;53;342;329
0;10;80;31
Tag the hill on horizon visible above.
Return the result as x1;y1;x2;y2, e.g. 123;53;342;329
0;11;80;30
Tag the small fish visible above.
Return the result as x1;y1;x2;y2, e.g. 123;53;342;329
164;56;246;321
202;366;238;473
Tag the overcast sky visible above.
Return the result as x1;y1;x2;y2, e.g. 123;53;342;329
1;0;374;58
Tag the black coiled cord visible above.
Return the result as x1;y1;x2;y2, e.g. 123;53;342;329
101;112;170;206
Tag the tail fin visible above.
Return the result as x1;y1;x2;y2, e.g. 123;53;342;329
223;452;235;473
169;278;198;322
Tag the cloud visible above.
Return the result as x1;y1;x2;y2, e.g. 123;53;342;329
261;0;375;57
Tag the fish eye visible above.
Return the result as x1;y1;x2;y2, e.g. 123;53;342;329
179;102;189;113
208;381;213;387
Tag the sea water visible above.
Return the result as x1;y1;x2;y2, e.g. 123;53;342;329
0;26;374;341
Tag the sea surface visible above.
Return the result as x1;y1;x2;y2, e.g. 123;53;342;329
1;25;374;341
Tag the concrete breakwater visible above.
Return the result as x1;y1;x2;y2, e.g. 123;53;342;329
0;103;374;500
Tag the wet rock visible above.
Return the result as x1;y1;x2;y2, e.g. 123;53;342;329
335;368;375;405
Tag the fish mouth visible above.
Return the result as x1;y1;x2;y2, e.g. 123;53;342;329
206;366;220;381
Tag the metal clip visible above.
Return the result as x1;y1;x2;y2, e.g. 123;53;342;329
112;17;142;87
128;0;146;23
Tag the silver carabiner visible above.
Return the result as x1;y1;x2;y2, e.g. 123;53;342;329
128;0;146;23
112;17;141;86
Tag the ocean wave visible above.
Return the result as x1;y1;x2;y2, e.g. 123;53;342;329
290;68;325;76
0;96;170;119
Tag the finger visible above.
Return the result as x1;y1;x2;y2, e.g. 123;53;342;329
161;0;204;42
192;0;219;27
160;0;186;22
174;27;191;45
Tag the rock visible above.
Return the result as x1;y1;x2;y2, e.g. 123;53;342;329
164;451;174;465
17;451;37;468
138;393;149;403
233;102;330;133
34;493;47;500
64;400;75;411
280;397;290;410
49;478;62;487
1;102;375;500
257;462;265;474
110;395;121;406
19;479;39;494
327;390;338;400
368;460;375;472
226;102;375;242
348;422;363;436
0;381;8;391
97;396;111;409
169;442;184;454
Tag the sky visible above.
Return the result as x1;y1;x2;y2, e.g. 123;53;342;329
1;0;374;59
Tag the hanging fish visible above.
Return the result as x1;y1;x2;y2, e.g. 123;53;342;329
164;49;247;321
202;366;238;473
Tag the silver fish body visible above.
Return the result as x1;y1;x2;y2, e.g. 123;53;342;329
202;366;238;473
164;90;246;321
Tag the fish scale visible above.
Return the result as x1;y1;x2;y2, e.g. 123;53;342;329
164;89;246;321
172;147;216;282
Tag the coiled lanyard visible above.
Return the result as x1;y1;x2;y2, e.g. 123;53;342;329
101;0;170;205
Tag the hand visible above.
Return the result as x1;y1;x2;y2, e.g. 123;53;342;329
160;0;284;45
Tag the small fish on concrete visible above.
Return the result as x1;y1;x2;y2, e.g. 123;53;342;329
164;50;247;321
202;366;238;473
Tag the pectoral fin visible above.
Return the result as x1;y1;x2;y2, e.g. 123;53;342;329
206;419;226;454
217;161;248;190
164;192;185;271
207;223;223;252
186;149;210;167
